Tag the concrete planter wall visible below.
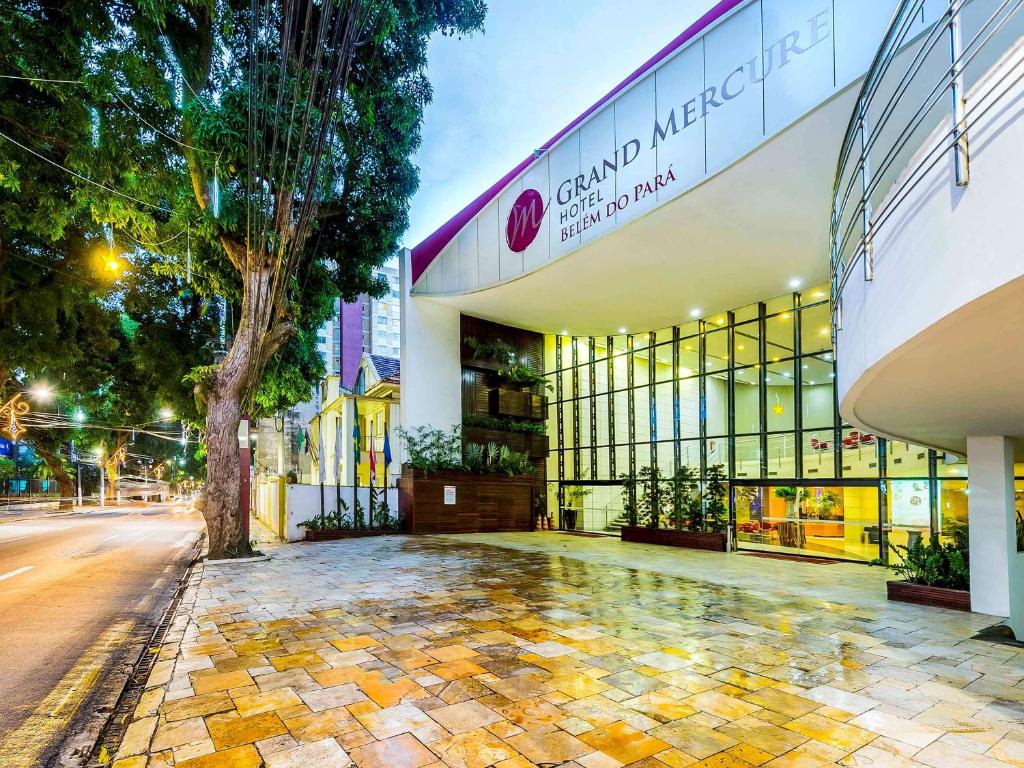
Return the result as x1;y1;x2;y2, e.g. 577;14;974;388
886;580;971;611
621;526;728;552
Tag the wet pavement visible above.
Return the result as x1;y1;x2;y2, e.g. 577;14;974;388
111;532;1024;768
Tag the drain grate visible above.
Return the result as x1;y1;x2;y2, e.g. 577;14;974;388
88;554;199;765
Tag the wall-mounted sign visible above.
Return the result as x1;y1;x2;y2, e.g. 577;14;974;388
444;486;457;505
891;480;930;528
506;188;547;253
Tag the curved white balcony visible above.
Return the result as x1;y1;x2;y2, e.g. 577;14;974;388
830;0;1024;626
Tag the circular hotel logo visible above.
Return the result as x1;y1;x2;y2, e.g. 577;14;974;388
506;188;546;253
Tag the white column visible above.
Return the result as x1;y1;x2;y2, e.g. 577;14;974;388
399;248;462;433
966;436;1014;617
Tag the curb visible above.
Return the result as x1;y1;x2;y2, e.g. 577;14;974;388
83;545;202;767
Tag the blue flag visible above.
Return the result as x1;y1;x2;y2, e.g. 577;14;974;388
352;400;361;467
383;424;392;470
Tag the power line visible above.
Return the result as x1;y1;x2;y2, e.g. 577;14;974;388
0;75;83;84
0;128;164;210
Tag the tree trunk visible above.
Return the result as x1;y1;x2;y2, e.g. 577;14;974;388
197;266;291;559
201;382;245;558
35;446;75;510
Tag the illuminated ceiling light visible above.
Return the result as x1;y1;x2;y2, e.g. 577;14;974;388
689;309;701;318
829;373;835;378
715;318;725;326
737;344;745;351
772;356;780;362
618;327;627;334
810;380;816;385
824;353;833;360
782;372;791;378
679;367;693;377
819;327;829;335
812;290;825;298
684;345;693;351
781;312;791;320
560;330;568;336
789;278;802;289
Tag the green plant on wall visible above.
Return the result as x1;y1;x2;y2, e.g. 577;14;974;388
620;471;639;527
705;464;729;533
497;364;553;392
463;414;547;435
465;337;517;366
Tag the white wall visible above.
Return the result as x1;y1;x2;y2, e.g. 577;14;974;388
400;249;462;435
837;38;1024;418
284;484;399;542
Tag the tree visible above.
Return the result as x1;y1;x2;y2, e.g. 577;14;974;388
4;0;486;555
98;0;487;556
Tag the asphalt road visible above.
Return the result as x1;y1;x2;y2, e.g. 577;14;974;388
0;504;203;768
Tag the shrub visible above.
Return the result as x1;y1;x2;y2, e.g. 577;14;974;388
619;471;639;527
399;426;463;474
889;525;969;589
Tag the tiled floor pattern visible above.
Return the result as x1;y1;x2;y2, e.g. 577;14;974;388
112;532;1024;768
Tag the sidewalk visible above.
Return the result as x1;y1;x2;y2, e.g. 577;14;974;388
109;533;1024;768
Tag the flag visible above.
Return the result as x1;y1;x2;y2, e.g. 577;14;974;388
383;425;392;472
352;400;361;470
317;424;326;485
334;416;343;485
369;429;377;487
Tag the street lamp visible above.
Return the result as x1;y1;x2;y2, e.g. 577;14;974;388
74;409;86;423
160;408;175;421
29;383;53;402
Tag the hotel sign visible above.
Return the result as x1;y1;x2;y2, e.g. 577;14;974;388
420;0;918;295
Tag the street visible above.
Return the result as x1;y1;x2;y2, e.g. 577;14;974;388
0;503;203;768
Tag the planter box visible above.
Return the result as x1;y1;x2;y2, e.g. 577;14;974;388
303;529;395;542
490;388;547;420
399;468;537;534
886;580;971;611
621;526;728;552
525;432;549;458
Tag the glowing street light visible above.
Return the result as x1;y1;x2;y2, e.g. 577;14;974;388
74;409;86;423
29;383;53;402
159;408;175;421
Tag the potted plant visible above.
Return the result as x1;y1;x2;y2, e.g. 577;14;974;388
561;486;591;531
774;486;803;519
619;465;728;552
882;522;971;610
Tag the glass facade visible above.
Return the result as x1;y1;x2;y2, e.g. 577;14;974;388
546;285;975;562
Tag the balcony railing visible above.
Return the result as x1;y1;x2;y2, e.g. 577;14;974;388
830;0;1024;330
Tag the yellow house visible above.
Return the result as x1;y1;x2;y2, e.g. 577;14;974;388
310;353;401;488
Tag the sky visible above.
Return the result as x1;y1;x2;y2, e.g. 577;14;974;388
402;0;711;251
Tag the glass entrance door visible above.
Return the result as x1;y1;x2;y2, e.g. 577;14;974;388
735;484;881;561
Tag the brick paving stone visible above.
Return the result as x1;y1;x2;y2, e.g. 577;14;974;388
113;533;1024;767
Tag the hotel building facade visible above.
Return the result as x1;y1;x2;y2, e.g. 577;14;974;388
401;0;1024;634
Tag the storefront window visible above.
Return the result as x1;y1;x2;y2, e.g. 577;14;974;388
735;484;880;561
543;288;973;561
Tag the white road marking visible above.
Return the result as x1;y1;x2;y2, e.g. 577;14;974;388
0;566;33;582
0;535;29;544
98;534;119;543
60;547;82;557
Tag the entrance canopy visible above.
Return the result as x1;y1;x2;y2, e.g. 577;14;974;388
410;0;932;335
